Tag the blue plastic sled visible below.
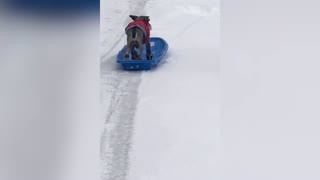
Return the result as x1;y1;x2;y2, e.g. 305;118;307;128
117;37;169;70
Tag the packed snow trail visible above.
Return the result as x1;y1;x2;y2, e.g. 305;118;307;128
100;0;219;179
100;0;148;180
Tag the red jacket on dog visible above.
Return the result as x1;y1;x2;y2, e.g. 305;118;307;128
127;19;151;43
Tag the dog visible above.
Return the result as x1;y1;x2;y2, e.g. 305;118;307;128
125;15;153;60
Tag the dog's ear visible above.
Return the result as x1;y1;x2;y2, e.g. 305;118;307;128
129;15;139;20
146;16;150;22
139;16;150;22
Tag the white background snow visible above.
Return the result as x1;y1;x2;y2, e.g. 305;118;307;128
101;0;320;179
1;0;320;179
101;0;219;179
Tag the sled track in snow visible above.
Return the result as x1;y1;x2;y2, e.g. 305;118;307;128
100;0;151;179
100;70;141;180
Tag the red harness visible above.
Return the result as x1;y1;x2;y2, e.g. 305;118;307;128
127;19;151;43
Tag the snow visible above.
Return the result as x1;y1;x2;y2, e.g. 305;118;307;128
101;0;320;179
128;1;219;179
101;0;219;179
3;0;320;179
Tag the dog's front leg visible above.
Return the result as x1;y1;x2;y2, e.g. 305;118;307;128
125;33;132;59
125;43;131;59
146;42;153;60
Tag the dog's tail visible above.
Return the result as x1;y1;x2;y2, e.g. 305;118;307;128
131;28;137;39
130;28;139;47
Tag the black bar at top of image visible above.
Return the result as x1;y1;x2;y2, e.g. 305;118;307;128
5;0;100;14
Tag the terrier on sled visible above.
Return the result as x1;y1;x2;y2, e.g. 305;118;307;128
125;15;153;60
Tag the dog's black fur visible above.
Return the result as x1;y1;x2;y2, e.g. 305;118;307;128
125;15;153;60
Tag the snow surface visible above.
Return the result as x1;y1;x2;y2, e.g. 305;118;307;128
101;0;320;179
101;0;219;179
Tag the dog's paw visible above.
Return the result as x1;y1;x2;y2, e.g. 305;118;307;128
131;51;138;60
146;54;153;60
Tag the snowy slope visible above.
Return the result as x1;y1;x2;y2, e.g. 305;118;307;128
100;0;219;179
127;0;219;180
